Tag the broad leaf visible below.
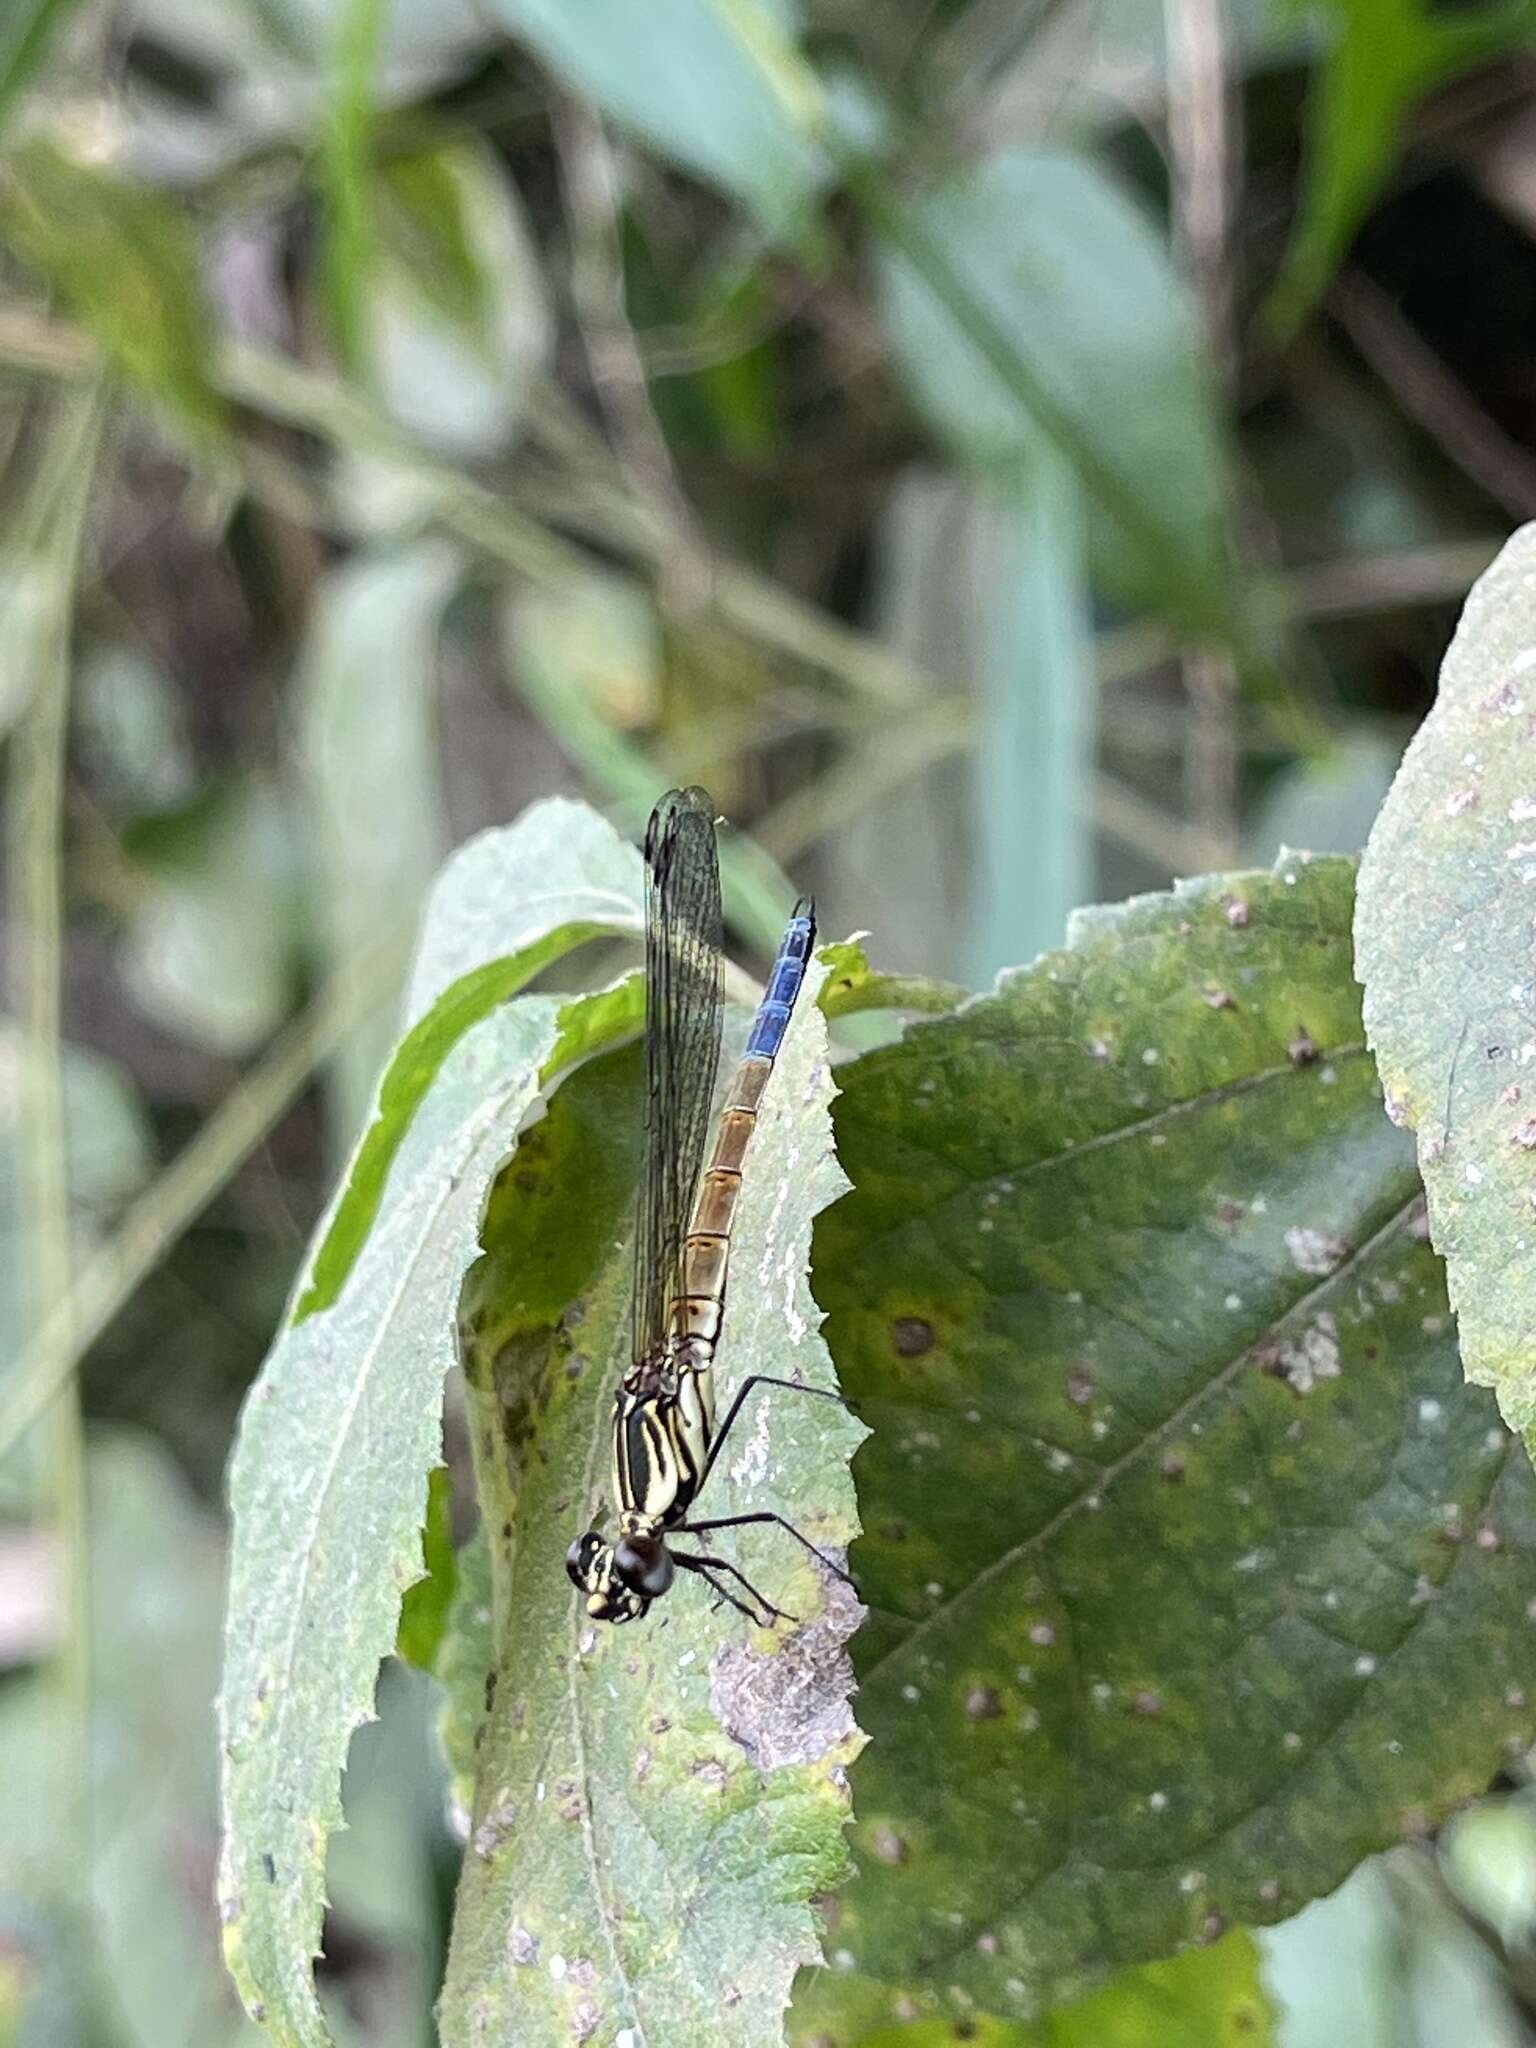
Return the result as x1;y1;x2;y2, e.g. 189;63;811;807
790;852;1536;2031
219;802;648;2047
296;537;459;1153
298;797;642;1318
1356;522;1536;1440
439;959;865;2048
870;148;1236;641
0;141;226;438
481;0;826;243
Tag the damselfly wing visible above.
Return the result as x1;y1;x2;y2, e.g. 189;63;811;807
565;787;851;1626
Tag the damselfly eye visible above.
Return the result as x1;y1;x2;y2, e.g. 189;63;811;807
614;1534;675;1598
566;1533;608;1591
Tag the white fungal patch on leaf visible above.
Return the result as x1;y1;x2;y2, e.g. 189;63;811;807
1253;1313;1342;1395
1284;1225;1351;1276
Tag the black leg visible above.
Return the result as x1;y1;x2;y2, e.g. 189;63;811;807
674;1550;793;1628
677;1509;856;1589
702;1374;849;1488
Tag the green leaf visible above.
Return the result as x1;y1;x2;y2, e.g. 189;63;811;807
396;1466;457;1672
1269;0;1533;337
970;441;1093;983
119;779;297;1057
218;801;647;2047
0;1434;260;2048
817;937;967;1021
296;797;643;1320
1356;523;1536;1442
867;148;1236;641
317;0;388;377
433;1522;494;1826
806;1926;1273;2045
366;138;553;458
0;1027;152;1359
502;577;800;956
481;0;826;242
791;852;1536;2028
0;140;226;439
218;994;561;2048
0;0;87;140
296;537;460;1154
438;960;865;2047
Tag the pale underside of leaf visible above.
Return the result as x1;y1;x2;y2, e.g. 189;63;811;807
440;958;866;2048
219;997;561;2048
1356;521;1536;1438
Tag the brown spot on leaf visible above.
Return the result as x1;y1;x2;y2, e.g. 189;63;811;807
1198;1912;1227;1944
1202;985;1234;1010
1065;1365;1096;1406
1222;893;1249;927
1251;1313;1341;1395
1288;1026;1319;1066
870;1823;908;1865
1445;787;1479;817
1502;1083;1522;1106
1161;1452;1186;1481
892;1316;934;1357
1512;1118;1536;1149
965;1685;1004;1720
1484;678;1525;716
1131;1689;1164;1717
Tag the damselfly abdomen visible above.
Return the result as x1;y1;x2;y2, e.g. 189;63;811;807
566;787;850;1627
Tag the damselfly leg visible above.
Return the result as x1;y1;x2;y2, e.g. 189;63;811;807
684;1373;859;1595
698;1373;849;1489
673;1550;795;1628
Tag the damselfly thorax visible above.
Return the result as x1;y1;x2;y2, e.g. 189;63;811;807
566;791;850;1627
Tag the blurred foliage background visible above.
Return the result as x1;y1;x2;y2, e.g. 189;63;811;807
5;0;1536;2041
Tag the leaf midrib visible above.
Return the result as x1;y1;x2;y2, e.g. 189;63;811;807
858;1150;1418;1689
841;1041;1373;1248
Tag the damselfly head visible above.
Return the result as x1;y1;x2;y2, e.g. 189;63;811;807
613;1530;676;1599
565;1530;651;1624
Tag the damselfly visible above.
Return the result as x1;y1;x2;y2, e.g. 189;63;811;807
566;787;851;1627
